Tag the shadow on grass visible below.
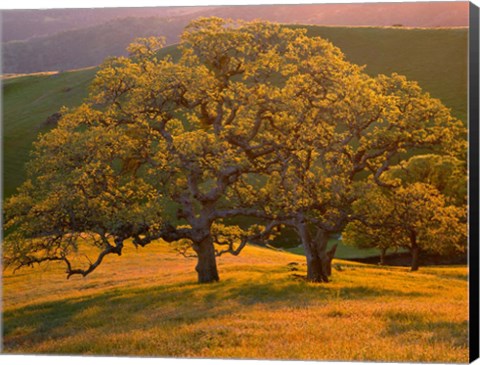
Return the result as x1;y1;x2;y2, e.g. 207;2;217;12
3;275;430;353
384;311;468;347
337;285;427;299
3;282;202;351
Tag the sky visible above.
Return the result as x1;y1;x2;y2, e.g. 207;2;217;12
0;0;476;10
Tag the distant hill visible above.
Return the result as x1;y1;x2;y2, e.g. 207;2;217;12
1;7;207;42
203;2;469;27
2;2;469;74
2;2;468;42
3;17;191;73
2;26;467;199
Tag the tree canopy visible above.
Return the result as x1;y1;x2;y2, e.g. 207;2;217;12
4;17;467;283
343;181;466;271
343;153;467;270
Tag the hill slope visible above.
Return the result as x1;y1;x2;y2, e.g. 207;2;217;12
2;17;191;74
2;241;468;361
1;7;207;42
301;26;467;123
2;26;467;200
3;3;467;43
2;2;468;74
3;67;98;197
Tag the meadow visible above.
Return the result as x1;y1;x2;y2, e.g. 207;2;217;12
2;242;468;361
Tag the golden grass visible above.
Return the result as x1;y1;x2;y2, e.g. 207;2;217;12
2;241;468;362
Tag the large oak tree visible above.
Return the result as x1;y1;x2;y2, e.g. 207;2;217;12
235;65;466;282
5;19;304;283
4;17;466;283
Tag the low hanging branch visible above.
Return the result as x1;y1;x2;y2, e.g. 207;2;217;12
10;235;125;279
64;237;124;278
213;221;281;257
167;221;282;259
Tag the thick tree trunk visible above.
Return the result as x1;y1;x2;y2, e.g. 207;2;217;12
410;243;420;272
312;229;331;282
379;247;387;265
194;237;219;283
296;220;330;283
306;256;326;282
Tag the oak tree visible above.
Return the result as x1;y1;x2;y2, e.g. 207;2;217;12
4;19;301;283
4;17;466;284
343;153;467;270
244;66;466;281
343;182;466;271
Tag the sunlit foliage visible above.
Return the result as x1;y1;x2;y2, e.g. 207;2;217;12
343;179;466;271
4;18;466;283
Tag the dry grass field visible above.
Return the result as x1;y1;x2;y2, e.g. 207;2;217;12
2;241;468;362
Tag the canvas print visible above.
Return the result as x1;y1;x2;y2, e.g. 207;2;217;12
1;1;477;362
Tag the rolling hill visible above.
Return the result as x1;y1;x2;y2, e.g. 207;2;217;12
2;2;468;73
2;17;190;74
1;7;207;42
3;3;468;43
3;67;98;197
2;241;468;361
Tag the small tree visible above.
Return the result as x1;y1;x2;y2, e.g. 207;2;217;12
343;182;466;271
387;154;467;206
343;154;467;270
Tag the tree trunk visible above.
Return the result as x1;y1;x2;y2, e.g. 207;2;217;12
194;237;219;283
306;256;326;283
379;247;387;265
410;232;420;271
295;220;329;283
410;243;420;271
312;229;331;282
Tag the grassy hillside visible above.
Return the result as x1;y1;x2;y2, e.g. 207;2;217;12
2;7;206;42
301;26;467;122
2;44;180;199
3;68;98;197
3;17;190;74
2;26;467;201
2;241;468;361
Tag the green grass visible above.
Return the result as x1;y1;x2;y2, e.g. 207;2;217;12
2;26;467;199
287;238;382;259
299;26;467;122
2;68;97;197
2;241;468;361
1;44;179;198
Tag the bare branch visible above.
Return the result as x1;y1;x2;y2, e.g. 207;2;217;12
65;237;124;278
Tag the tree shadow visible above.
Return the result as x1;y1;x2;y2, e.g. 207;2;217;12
3;282;206;351
336;285;427;299
3;275;431;353
383;311;468;347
